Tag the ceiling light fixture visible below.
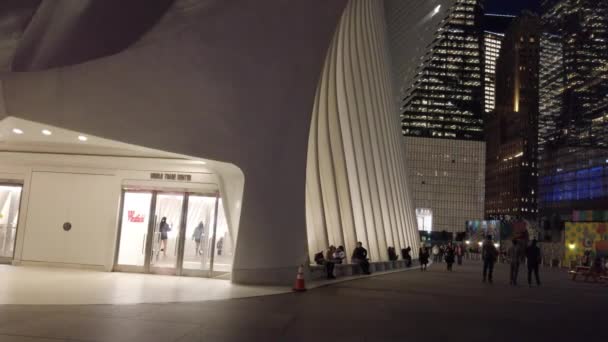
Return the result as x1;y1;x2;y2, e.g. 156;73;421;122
12;128;24;135
42;129;52;136
78;135;88;142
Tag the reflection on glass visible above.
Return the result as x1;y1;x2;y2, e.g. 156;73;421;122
117;192;152;266
0;185;22;258
151;194;183;270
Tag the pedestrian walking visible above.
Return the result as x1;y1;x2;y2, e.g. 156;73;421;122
455;244;464;265
445;242;455;271
419;246;429;271
482;235;498;283
508;239;524;286
432;245;440;263
526;239;541;287
403;247;413;268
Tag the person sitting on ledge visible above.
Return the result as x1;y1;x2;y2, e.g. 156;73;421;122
352;241;371;275
334;246;346;265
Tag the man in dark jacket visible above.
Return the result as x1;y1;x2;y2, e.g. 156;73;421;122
526;239;541;287
352;241;371;275
482;235;498;283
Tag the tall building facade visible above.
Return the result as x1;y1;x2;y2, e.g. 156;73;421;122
483;14;515;114
485;13;541;220
387;0;486;233
538;0;608;236
483;31;503;114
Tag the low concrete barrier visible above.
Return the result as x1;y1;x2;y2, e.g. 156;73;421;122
309;259;417;281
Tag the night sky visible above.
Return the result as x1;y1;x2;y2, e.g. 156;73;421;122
485;0;541;15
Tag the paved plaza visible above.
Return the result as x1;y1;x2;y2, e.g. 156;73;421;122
0;261;606;341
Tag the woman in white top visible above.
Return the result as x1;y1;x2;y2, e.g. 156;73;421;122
334;246;346;264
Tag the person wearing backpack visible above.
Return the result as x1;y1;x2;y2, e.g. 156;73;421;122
482;235;498;283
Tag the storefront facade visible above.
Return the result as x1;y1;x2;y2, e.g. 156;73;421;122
0;137;235;279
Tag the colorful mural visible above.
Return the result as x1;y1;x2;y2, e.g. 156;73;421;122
564;222;608;264
466;220;501;246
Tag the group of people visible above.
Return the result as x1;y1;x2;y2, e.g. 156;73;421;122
581;250;608;282
316;242;371;279
417;236;543;287
481;235;542;287
417;242;465;272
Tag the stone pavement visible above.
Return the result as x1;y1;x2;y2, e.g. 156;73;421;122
0;261;606;341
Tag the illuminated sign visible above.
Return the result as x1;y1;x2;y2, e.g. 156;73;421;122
150;173;192;181
127;210;145;223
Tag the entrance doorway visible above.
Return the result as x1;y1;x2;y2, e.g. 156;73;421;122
114;189;232;277
416;208;433;233
0;184;23;263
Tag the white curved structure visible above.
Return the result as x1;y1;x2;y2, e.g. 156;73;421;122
306;0;420;262
0;0;426;286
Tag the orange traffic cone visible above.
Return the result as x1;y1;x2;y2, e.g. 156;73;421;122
293;265;306;292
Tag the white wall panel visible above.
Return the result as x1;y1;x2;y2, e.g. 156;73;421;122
22;172;119;266
307;0;420;262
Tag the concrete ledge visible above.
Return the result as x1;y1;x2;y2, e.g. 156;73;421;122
310;260;417;281
233;259;420;286
309;260;428;289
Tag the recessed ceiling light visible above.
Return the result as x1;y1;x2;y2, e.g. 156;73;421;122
12;128;23;135
42;129;52;136
78;135;88;142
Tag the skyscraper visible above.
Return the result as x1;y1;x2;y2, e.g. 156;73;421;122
400;0;484;140
538;32;563;156
483;14;515;114
540;0;608;148
538;0;608;236
485;13;541;220
387;0;486;234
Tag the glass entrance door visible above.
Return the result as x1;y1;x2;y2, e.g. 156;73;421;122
114;189;233;277
0;185;23;262
149;193;184;275
115;191;153;272
182;195;218;275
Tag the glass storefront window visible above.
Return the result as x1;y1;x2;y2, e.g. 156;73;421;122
117;192;152;267
0;185;22;259
213;199;233;273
